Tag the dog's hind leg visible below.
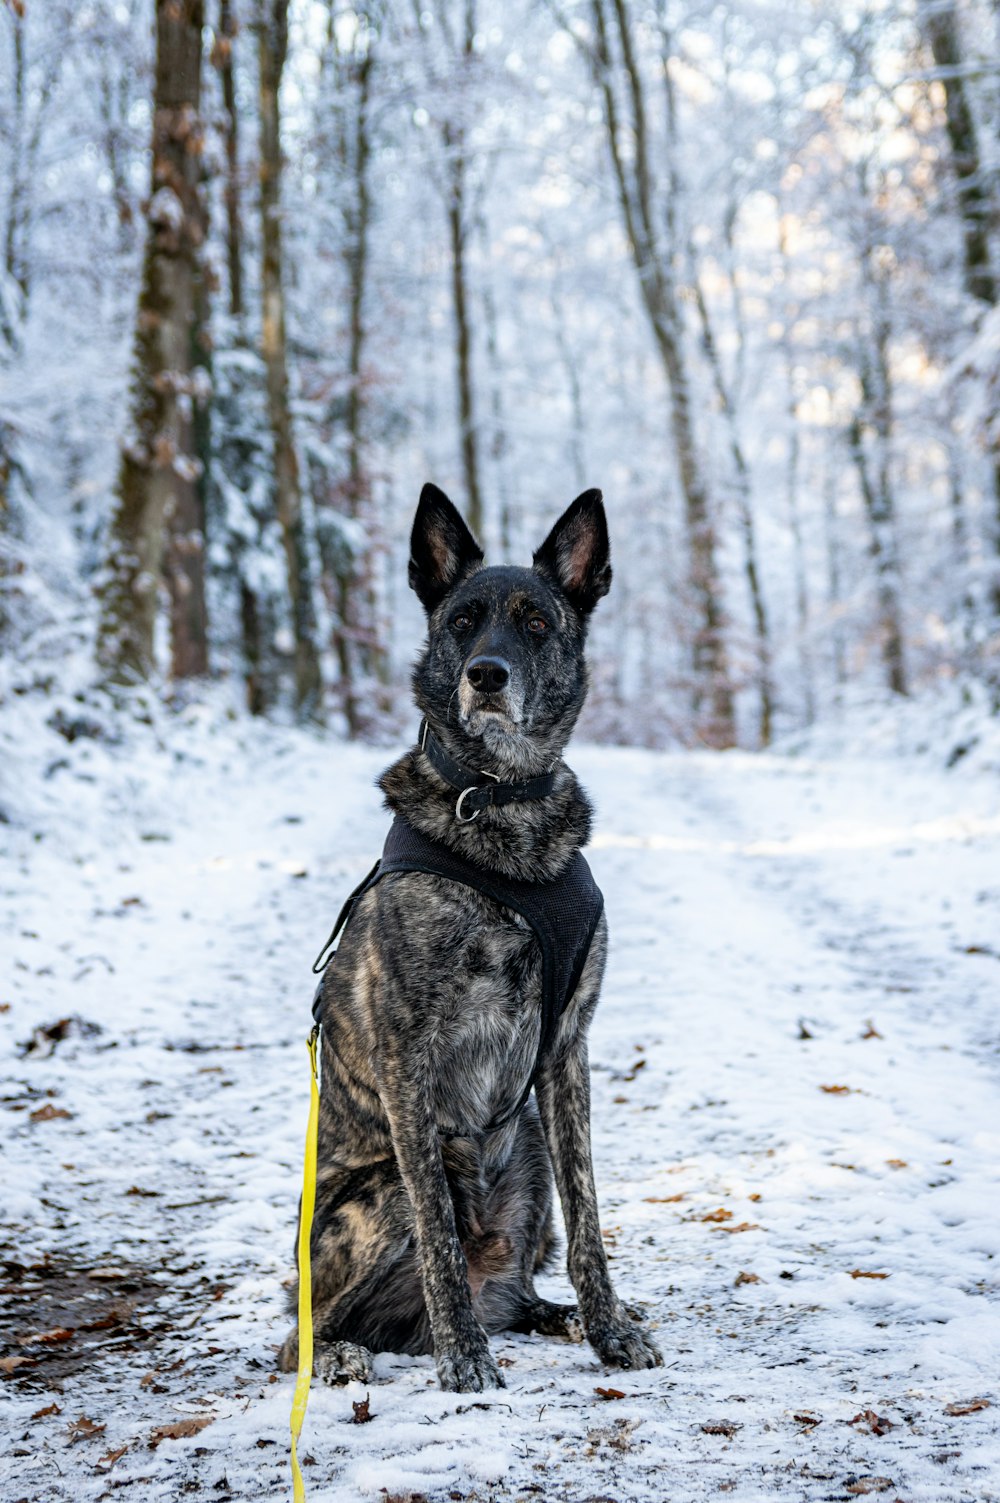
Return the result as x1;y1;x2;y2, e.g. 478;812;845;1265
509;1299;585;1342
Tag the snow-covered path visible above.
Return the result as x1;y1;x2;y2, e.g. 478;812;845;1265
2;723;998;1502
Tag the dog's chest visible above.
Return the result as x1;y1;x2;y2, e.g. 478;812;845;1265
418;890;544;1133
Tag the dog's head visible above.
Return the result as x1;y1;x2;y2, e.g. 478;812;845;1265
408;483;611;772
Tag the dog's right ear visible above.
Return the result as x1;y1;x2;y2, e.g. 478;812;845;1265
408;483;484;613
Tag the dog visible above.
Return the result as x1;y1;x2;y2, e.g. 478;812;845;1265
278;483;662;1392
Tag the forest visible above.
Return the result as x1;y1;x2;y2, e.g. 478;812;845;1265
2;0;999;748
3;7;1000;1500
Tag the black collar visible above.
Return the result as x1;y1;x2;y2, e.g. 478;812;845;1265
418;720;556;822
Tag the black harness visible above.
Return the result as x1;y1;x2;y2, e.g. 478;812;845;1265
312;813;605;1135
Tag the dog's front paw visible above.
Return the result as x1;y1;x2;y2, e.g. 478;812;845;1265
315;1340;374;1384
589;1318;663;1371
436;1341;506;1393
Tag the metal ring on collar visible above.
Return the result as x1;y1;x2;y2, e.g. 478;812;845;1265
455;786;482;823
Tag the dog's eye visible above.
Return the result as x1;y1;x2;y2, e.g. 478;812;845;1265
527;615;549;634
451;611;473;631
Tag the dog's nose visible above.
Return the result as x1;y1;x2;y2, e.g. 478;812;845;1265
466;655;510;694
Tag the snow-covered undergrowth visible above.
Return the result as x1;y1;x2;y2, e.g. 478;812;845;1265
1;689;998;1501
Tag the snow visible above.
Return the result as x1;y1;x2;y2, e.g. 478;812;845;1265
2;701;999;1501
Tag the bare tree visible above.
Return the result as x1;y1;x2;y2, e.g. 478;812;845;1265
97;0;209;686
409;0;486;539
215;0;244;322
560;0;735;746
257;0;323;718
848;227;908;698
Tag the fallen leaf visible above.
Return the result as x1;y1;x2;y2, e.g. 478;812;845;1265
701;1208;733;1223
643;1194;685;1203
497;1357;515;1367
31;1403;61;1419
844;1477;893;1495
126;1186;160;1197
30;1103;73;1122
850;1409;894;1436
22;1326;74;1345
149;1415;214;1447
748;1193;762;1202
0;1355;33;1375
820;1084;851;1094
68;1416;106;1444
82;1312;123;1332
702;1420;741;1437
849;1270;890;1280
97;1445;128;1468
944;1398;990;1416
885;1159;907;1169
351;1395;373;1424
793;1412;821;1428
734;1271;761;1286
715;1221;760;1234
861;1020;882;1039
595;1387;626;1400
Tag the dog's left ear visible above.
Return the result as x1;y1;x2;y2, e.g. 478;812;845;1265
532;489;612;615
409;482;485;613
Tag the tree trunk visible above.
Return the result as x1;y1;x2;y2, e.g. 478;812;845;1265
919;0;995;305
97;0;208;687
919;0;1000;622
848;264;908;699
446;136;484;541
588;0;734;746
689;265;773;746
216;0;245;321
257;0;323;719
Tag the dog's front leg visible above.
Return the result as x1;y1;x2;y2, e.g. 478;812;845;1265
376;1043;505;1393
536;1035;662;1371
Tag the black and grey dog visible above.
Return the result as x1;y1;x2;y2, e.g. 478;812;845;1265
278;483;662;1392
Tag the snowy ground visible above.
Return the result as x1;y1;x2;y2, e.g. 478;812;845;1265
2;704;999;1502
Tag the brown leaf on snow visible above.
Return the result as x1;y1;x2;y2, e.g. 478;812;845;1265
701;1208;733;1223
715;1222;761;1234
31;1403;62;1419
861;1020;883;1039
944;1398;990;1416
126;1186;161;1197
844;1477;893;1495
735;1271;761;1286
97;1445;128;1468
0;1354;34;1374
793;1412;822;1428
850;1409;894;1436
29;1103;73;1122
702;1420;742;1437
351;1395;374;1424
595;1387;627;1401
820;1084;852;1094
643;1193;685;1203
849;1270;890;1280
149;1415;214;1447
21;1326;74;1345
68;1416;107;1444
885;1159;907;1169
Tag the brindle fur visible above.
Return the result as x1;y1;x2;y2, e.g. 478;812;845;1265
278;484;662;1392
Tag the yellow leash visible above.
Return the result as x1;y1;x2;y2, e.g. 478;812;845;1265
290;1025;320;1503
